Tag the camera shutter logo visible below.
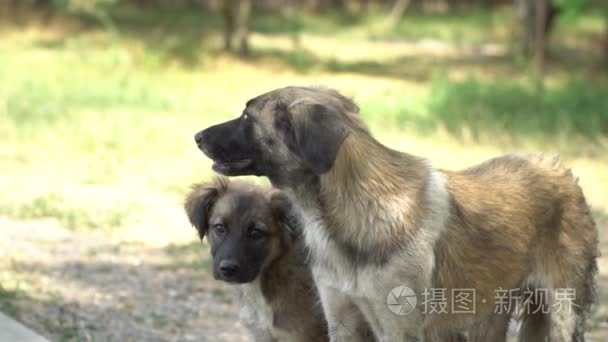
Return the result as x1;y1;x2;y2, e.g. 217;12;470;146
387;285;417;315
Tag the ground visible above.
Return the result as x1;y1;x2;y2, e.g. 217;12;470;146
1;204;607;342
1;4;607;342
0;216;245;342
1;162;606;341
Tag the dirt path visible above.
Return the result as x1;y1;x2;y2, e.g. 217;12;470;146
1;213;607;342
0;217;247;342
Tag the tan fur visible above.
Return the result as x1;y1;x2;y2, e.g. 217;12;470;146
199;86;598;342
319;121;430;258
434;154;598;340
312;107;597;341
184;178;329;342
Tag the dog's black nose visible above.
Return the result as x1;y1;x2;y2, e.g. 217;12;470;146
194;131;204;144
219;260;239;277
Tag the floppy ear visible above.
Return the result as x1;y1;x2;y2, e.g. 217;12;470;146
285;103;349;175
269;191;301;241
184;178;228;240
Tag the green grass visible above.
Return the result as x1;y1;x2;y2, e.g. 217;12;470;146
0;192;133;231
0;6;606;230
378;8;513;43
0;284;23;318
425;77;608;144
165;242;211;270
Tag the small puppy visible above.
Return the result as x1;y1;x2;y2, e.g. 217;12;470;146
184;177;328;342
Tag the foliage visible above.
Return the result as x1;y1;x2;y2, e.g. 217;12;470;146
0;192;133;231
0;6;606;231
427;77;608;141
554;0;589;21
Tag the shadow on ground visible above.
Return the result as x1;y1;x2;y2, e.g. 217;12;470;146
0;219;246;342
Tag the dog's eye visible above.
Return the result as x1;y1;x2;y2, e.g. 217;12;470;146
242;112;249;120
248;227;266;240
213;224;226;234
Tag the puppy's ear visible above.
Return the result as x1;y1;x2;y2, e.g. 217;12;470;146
279;102;349;175
184;177;228;240
269;191;301;241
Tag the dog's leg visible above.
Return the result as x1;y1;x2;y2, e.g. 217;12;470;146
420;318;467;342
468;313;510;342
356;295;422;342
317;284;371;342
548;287;578;342
518;286;583;342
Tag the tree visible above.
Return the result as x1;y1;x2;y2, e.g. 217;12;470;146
221;0;252;57
386;0;412;29
534;0;548;92
514;0;560;55
605;16;608;60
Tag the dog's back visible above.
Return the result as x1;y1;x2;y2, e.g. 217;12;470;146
437;153;598;339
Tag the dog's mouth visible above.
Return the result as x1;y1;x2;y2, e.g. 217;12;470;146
219;276;253;285
197;141;254;175
214;270;258;284
212;158;254;175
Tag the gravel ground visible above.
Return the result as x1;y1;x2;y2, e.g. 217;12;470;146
0;217;247;342
1;214;607;342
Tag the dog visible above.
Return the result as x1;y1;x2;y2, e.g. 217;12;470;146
194;86;598;342
184;177;329;342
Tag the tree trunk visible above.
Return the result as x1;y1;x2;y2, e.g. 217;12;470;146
235;0;252;57
604;16;608;61
305;0;322;13
221;0;235;51
423;0;449;14
515;0;559;56
535;0;547;93
387;0;411;29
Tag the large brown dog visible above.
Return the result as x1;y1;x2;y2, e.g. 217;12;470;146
184;177;329;342
194;87;598;341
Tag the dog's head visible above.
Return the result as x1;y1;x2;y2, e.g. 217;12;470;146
194;86;364;183
184;177;298;284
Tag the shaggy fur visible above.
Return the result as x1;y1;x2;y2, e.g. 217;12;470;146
184;178;328;342
194;86;598;342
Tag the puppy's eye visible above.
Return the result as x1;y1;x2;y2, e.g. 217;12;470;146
213;224;226;234
242;112;249;120
248;227;266;240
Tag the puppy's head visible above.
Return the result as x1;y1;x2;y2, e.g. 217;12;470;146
184;177;298;284
194;87;365;183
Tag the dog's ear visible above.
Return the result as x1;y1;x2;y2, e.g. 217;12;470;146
184;177;228;240
269;191;301;241
279;102;349;175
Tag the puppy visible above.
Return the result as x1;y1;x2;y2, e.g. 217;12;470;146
184;177;328;342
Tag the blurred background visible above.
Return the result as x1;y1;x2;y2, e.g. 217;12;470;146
0;0;607;341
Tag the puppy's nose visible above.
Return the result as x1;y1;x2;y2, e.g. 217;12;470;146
194;131;204;144
219;260;240;277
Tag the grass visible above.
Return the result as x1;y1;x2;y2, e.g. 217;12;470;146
0;192;132;231
165;242;211;270
425;77;608;148
0;6;606;230
0;284;22;318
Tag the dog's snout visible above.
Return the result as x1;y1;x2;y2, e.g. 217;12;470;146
219;260;240;277
194;131;204;144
